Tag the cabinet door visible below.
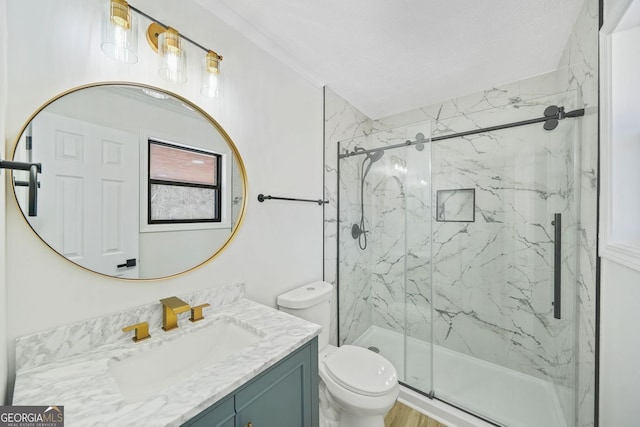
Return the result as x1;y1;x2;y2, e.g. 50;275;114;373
235;339;318;427
182;395;235;427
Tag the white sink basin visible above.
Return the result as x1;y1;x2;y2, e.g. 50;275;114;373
108;319;264;403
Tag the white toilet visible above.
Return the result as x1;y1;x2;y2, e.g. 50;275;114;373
278;281;399;427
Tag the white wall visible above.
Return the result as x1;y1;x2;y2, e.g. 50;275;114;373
600;1;640;425
611;26;640;242
3;0;323;399
599;260;640;425
0;0;8;406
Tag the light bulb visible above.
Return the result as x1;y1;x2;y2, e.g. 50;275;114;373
158;28;187;83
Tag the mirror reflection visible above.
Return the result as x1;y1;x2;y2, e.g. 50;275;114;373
11;84;245;280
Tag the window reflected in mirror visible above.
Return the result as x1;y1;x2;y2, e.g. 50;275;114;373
148;140;222;223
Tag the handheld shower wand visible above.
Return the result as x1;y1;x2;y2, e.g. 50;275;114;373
351;149;384;250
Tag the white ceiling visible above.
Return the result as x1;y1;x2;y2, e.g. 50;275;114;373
194;0;585;119
617;0;640;31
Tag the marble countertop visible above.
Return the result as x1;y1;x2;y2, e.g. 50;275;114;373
12;297;320;426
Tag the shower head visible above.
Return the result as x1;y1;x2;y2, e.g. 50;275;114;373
362;150;384;178
366;150;384;163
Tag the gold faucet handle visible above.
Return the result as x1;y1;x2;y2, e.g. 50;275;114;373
122;322;151;343
190;303;211;322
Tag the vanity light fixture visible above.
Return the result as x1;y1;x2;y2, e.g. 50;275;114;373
147;23;187;84
158;27;187;84
201;50;223;99
100;0;138;64
146;24;224;94
99;2;225;96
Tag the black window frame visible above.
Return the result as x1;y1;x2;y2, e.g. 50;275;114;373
147;139;222;225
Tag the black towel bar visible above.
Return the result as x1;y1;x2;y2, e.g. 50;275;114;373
257;194;328;205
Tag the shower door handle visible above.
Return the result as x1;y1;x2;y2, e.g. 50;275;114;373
552;213;561;319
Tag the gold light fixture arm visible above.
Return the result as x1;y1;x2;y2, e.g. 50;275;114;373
132;4;222;60
146;22;167;53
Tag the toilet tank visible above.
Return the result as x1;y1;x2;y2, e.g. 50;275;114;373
277;281;333;350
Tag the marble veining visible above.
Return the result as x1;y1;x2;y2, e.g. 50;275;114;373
13;283;320;427
15;282;245;372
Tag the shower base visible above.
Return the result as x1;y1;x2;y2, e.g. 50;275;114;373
352;326;570;427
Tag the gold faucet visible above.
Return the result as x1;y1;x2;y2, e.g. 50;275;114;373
159;297;191;331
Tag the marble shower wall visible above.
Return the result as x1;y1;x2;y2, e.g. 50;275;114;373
324;89;372;346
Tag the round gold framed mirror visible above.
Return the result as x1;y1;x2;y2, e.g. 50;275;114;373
10;83;246;280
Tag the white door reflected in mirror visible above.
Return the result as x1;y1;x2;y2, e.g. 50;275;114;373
28;111;140;278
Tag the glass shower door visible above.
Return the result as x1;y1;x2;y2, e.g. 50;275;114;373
430;112;578;427
335;99;580;427
398;129;433;395
337;123;433;395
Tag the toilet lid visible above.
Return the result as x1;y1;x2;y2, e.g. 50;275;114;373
324;345;398;397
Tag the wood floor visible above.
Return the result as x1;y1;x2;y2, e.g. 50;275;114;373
385;401;448;427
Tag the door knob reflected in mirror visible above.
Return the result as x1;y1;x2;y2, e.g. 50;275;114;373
117;258;137;269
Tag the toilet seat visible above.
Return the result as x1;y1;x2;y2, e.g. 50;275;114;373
324;345;398;397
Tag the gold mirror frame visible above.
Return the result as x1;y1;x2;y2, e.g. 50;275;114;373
9;82;247;281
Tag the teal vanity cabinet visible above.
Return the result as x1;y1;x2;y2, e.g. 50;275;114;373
184;395;235;427
183;338;319;427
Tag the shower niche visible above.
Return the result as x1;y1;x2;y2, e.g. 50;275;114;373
435;188;475;222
